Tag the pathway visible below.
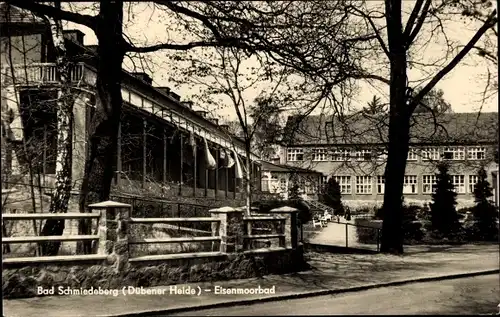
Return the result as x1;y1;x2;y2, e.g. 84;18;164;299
309;218;377;250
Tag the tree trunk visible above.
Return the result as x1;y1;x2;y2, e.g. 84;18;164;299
380;0;410;254
245;142;252;217
39;9;74;256
77;2;125;254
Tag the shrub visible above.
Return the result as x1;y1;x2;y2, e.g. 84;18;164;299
251;199;313;224
401;204;424;243
430;163;462;236
372;201;424;243
470;168;499;241
354;218;381;244
288;174;301;201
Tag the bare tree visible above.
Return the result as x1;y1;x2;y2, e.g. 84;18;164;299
37;1;76;256
10;1;496;255
167;46;320;215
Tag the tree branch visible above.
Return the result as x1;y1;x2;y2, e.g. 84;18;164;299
349;6;390;59
7;0;97;30
403;0;425;39
409;9;498;112
124;40;236;52
351;73;390;85
405;0;432;48
154;1;224;40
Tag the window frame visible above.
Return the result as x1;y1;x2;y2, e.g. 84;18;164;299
467;147;486;160
403;175;418;194
377;176;385;194
421;148;441;161
422;175;437;194
451;175;466;194
468;175;479;193
287;148;304;162
355;175;373;194
355;149;373;161
311;148;329;161
407;148;418;161
443;147;465;161
334;176;352;194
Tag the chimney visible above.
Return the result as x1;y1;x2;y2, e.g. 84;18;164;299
195;110;208;118
156;86;171;95
131;72;153;85
181;101;193;109
169;92;181;101
63;29;85;45
219;124;230;132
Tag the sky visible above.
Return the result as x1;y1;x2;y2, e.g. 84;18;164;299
62;1;498;121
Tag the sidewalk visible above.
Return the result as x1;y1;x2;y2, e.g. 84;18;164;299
4;244;498;317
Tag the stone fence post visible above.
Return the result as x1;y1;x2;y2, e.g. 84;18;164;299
269;206;298;249
89;200;131;272
210;206;244;253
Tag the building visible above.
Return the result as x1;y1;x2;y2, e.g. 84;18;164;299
279;111;499;208
260;160;322;200
0;4;261;203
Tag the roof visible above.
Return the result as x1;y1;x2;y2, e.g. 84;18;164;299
260;160;322;175
0;4;45;24
283;111;498;146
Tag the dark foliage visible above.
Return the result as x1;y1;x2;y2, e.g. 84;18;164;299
430;163;462;236
319;177;345;216
470;168;499;241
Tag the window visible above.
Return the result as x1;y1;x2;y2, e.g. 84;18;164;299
452;175;465;193
467;147;486;160
443;147;465;160
403;175;418;194
320;175;328;185
355;149;372;161
312;148;329;161
422;148;440;161
332;149;351;161
334;176;351;194
287;148;304;161
375;149;388;161
261;175;270;192
422;175;437;194
356;176;372;194
468;175;478;193
407;148;418;161
377;176;385;194
279;178;287;190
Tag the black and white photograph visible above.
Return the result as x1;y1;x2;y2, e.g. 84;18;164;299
1;1;499;316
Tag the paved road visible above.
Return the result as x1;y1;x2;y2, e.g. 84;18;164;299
168;275;500;316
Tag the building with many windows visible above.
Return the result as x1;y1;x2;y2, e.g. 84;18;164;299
260;160;322;200
278;111;498;208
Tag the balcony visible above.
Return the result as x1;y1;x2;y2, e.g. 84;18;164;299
0;62;87;86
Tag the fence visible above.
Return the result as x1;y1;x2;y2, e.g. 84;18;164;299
1;63;85;86
302;219;382;252
2;201;299;267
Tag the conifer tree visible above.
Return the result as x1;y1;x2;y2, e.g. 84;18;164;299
430;163;461;236
472;168;498;241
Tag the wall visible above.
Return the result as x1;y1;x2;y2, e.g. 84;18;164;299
3;248;307;299
0;34;43;68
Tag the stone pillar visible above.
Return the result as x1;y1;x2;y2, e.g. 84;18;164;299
269;206;299;249
90;200;131;272
210;206;244;253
